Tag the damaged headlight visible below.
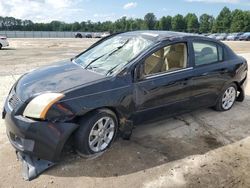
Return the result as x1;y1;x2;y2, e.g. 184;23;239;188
23;93;64;120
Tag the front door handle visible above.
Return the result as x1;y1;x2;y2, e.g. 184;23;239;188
181;78;191;85
202;72;209;76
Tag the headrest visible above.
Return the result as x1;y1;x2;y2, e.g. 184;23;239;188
155;49;164;57
201;47;214;56
169;44;184;52
175;45;184;52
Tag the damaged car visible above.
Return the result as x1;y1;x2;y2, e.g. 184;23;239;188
2;31;248;180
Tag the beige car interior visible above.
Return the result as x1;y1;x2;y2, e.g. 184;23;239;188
144;43;187;76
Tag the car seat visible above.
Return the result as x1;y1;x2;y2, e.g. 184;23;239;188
166;44;187;70
144;49;165;75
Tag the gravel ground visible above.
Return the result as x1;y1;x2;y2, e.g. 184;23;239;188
0;39;250;188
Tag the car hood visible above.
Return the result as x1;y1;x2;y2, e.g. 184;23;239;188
15;60;105;101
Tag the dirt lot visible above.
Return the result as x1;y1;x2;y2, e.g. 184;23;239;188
0;39;250;188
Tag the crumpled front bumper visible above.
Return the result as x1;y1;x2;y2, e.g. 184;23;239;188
16;151;55;181
3;106;79;180
4;112;78;162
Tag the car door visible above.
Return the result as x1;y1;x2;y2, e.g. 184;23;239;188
133;41;195;122
189;39;231;108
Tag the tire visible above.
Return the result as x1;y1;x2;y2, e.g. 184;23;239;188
214;83;237;111
74;109;118;158
0;44;2;50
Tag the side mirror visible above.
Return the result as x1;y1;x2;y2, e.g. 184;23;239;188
116;68;128;77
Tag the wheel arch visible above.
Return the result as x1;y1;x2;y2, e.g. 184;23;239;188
73;106;134;139
233;81;240;90
233;81;245;102
59;106;123;157
220;81;244;102
75;106;122;125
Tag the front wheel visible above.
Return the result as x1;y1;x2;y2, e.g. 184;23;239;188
214;84;237;111
74;109;118;158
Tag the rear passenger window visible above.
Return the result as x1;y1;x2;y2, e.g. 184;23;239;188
193;41;223;66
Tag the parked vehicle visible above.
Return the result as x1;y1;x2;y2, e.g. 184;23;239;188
226;33;243;41
204;33;210;37
75;32;84;38
208;33;219;39
101;32;110;38
2;31;248;180
215;33;228;41
239;32;250;41
85;33;93;38
0;36;9;49
93;33;102;38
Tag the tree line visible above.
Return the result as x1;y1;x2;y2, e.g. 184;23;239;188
0;7;249;33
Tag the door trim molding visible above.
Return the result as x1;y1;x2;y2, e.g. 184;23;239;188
139;67;193;83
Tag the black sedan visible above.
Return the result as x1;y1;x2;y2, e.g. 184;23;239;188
2;31;248;180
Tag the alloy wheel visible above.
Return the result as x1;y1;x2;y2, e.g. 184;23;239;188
222;86;236;110
88;117;115;152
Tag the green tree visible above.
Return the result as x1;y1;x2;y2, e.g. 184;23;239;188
230;9;245;32
199;14;214;33
172;14;186;32
101;21;113;32
135;18;147;30
50;21;63;31
113;16;128;32
144;13;157;30
0;6;249;33
71;22;81;31
22;19;33;30
214;7;232;32
242;11;250;32
159;16;172;30
154;21;160;30
185;13;199;33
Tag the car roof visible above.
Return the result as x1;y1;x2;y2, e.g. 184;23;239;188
117;30;219;43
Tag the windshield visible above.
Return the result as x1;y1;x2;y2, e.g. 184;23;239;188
74;35;154;75
243;32;250;36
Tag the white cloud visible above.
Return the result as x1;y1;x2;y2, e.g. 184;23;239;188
185;0;240;3
0;0;84;22
123;2;137;10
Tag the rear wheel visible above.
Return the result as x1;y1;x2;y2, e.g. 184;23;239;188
214;83;237;111
74;109;118;158
0;44;2;49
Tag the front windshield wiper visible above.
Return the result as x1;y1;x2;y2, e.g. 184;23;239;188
106;64;121;76
84;53;107;70
104;39;130;59
84;39;130;70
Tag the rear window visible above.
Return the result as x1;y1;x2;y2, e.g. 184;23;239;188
193;41;223;66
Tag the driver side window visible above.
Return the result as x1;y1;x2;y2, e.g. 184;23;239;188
143;43;188;77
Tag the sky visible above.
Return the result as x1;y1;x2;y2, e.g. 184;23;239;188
0;0;249;23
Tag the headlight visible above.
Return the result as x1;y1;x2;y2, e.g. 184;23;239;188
23;93;64;119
